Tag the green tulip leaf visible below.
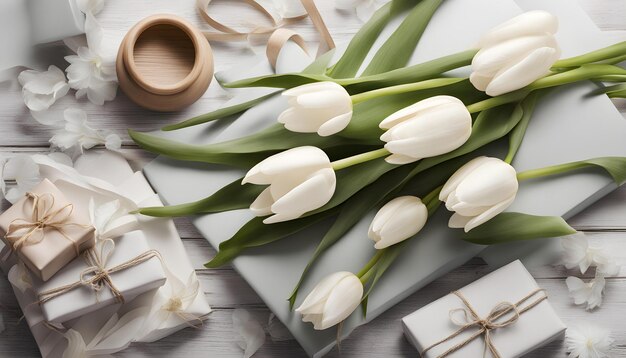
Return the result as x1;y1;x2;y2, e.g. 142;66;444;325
361;242;406;316
504;92;540;163
462;212;577;245
137;177;262;217
361;0;443;76
205;210;337;268
517;157;626;185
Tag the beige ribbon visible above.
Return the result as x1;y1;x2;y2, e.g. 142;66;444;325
5;192;84;256
421;289;548;358
37;239;162;305
196;0;335;69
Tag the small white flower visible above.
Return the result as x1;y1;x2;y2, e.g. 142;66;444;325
335;0;390;22
155;271;203;327
232;309;266;358
88;198;138;240
17;65;69;112
49;108;122;153
565;323;613;358
561;234;620;276
65;46;117;105
566;275;605;310
8;262;33;294
1;155;41;204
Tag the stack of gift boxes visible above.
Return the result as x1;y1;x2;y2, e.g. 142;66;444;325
0;179;167;325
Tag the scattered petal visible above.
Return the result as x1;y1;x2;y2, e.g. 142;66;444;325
2;155;41;204
17;65;69;112
50;108;122;154
566;323;613;358
8;262;33;294
65;46;117;106
566;274;605;310
232;309;266;358
267;314;293;342
561;234;621;276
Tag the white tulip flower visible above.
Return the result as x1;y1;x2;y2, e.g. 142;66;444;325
17;65;69;112
296;271;363;330
439;156;518;232
379;96;472;164
368;196;428;249
278;82;353;137
243;146;336;224
471;10;561;96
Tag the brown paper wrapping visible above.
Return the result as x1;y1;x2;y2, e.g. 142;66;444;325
0;179;95;281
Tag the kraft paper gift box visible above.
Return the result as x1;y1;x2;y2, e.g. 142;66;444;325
0;179;95;281
33;230;167;323
402;260;566;358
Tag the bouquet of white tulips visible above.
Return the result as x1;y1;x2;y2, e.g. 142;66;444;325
131;0;626;332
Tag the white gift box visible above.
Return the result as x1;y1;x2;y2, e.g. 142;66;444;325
402;260;566;358
33;230;167;323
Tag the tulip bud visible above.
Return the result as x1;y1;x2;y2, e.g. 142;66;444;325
243;146;336;224
278;81;353;137
296;271;363;330
471;10;561;96
379;96;472;164
439;156;519;232
368;196;428;249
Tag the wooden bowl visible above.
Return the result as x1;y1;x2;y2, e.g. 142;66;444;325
116;14;213;112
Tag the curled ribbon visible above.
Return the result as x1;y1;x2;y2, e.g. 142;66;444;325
5;192;82;255
196;0;335;69
37;239;163;305
421;289;548;358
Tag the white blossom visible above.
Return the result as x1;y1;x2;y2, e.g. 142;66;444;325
561;234;620;276
566;275;605;310
232;309;266;358
65;46;117;105
49;108;122;153
17;65;69;112
565;323;613;358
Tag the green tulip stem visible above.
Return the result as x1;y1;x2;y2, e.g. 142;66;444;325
466;64;626;114
516;162;591;182
358;250;384;284
349;78;466;104
552;41;626;68
423;185;444;215
331;148;390;171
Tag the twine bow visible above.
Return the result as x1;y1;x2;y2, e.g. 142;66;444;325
37;239;163;305
421;289;548;358
5;192;81;255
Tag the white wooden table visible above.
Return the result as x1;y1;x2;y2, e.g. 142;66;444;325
0;0;625;356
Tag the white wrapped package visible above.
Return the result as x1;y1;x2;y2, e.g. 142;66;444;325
33;230;167;323
402;260;566;358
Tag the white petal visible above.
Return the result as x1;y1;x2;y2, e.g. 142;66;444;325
454;158;518;207
486;46;560;96
370;196;428;249
463;194;516;232
105;133;122;151
561;234;592;273
243;146;330;184
479;10;559;47
317;111;353;136
268;168;336;222
250;187;274;216
232;309;266;358
439;157;491;201
384;153;418;165
448;213;472;229
318;274;363;330
379;95;463;130
283;81;344;97
566;275;605;310
296;271;353;315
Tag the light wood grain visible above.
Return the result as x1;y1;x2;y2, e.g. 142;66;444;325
0;0;625;357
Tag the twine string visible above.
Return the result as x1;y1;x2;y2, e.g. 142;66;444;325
421;289;548;358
